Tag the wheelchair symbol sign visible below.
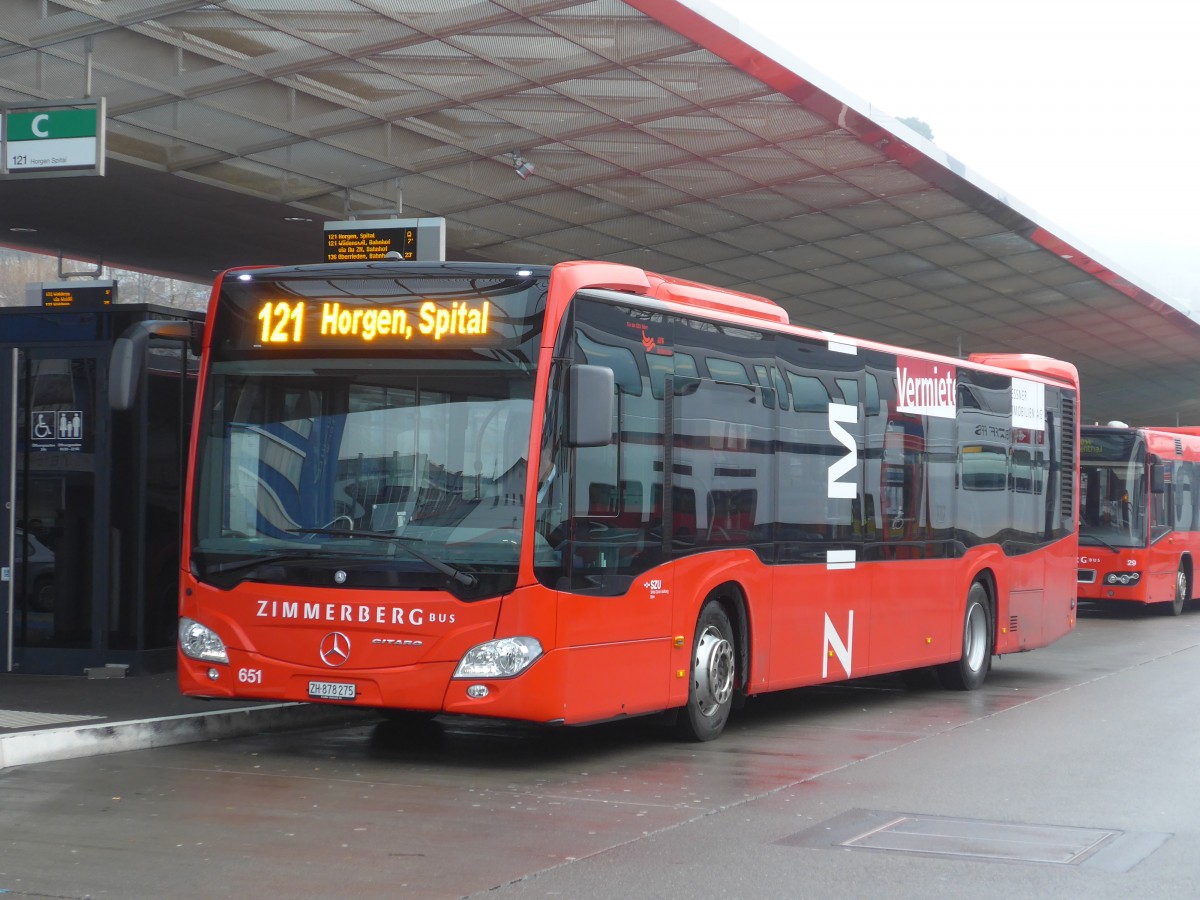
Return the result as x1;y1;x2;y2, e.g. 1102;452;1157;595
30;409;83;451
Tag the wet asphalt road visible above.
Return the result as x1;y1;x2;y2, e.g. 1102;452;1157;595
2;603;1199;899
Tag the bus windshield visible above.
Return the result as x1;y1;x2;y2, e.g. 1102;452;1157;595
1079;431;1147;548
191;360;541;595
190;267;548;597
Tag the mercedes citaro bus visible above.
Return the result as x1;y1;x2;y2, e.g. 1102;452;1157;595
1079;422;1200;615
111;260;1080;741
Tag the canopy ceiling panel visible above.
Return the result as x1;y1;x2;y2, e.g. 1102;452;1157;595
0;0;1197;423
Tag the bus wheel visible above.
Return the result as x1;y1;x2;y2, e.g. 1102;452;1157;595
676;601;736;742
1162;565;1189;617
937;582;992;691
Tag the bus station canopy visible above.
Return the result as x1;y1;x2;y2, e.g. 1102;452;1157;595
1;0;1196;424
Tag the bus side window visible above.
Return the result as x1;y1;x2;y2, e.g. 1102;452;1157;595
1011;449;1034;493
1178;462;1196;531
575;395;619;521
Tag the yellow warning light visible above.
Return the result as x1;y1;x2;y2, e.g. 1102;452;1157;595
676;669;686;678
925;637;932;644
673;635;685;648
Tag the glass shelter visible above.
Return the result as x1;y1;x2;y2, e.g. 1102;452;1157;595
0;304;201;675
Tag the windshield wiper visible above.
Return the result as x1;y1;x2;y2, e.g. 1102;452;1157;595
1079;534;1121;553
202;552;337;577
287;527;478;588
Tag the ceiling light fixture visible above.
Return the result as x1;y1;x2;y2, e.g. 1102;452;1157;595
509;151;534;180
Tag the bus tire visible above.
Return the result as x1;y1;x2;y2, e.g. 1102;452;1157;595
676;601;736;742
937;581;992;691
1161;564;1189;616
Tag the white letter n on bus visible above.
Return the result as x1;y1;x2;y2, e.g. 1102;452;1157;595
823;610;854;679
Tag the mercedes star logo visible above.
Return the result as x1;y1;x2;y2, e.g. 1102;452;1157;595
319;631;351;667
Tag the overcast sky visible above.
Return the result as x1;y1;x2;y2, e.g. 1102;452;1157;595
707;0;1199;304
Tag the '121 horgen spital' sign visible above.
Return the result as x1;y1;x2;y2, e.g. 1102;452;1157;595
255;298;491;346
896;357;956;419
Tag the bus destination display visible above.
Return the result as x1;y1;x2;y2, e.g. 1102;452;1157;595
255;298;491;347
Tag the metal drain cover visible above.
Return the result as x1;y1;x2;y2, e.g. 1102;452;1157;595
778;809;1169;873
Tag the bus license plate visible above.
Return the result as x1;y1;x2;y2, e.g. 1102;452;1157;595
308;680;356;700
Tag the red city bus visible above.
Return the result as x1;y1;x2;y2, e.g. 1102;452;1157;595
112;260;1080;741
1078;423;1200;615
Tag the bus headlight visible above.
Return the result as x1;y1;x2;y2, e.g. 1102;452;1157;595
179;617;229;664
1103;572;1142;586
453;637;543;679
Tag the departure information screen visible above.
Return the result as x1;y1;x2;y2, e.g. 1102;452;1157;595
324;224;417;262
40;280;116;308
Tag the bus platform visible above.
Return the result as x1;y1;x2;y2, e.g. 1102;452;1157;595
0;669;372;771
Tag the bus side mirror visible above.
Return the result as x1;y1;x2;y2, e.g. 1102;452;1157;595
109;331;147;411
1150;461;1165;494
567;364;613;447
109;320;200;410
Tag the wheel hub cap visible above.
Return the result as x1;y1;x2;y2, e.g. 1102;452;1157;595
694;626;734;717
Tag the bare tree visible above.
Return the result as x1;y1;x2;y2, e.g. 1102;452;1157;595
0;248;210;311
0;250;60;306
118;271;210;310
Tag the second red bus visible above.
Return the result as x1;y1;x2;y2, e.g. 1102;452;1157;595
1078;423;1200;614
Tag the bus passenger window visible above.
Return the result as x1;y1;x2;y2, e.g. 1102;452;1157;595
707;357;750;384
787;372;828;412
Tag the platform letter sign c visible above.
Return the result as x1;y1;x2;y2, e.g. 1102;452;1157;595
31;114;50;137
827;402;858;499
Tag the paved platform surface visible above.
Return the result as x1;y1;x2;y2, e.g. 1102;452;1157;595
0;671;372;770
